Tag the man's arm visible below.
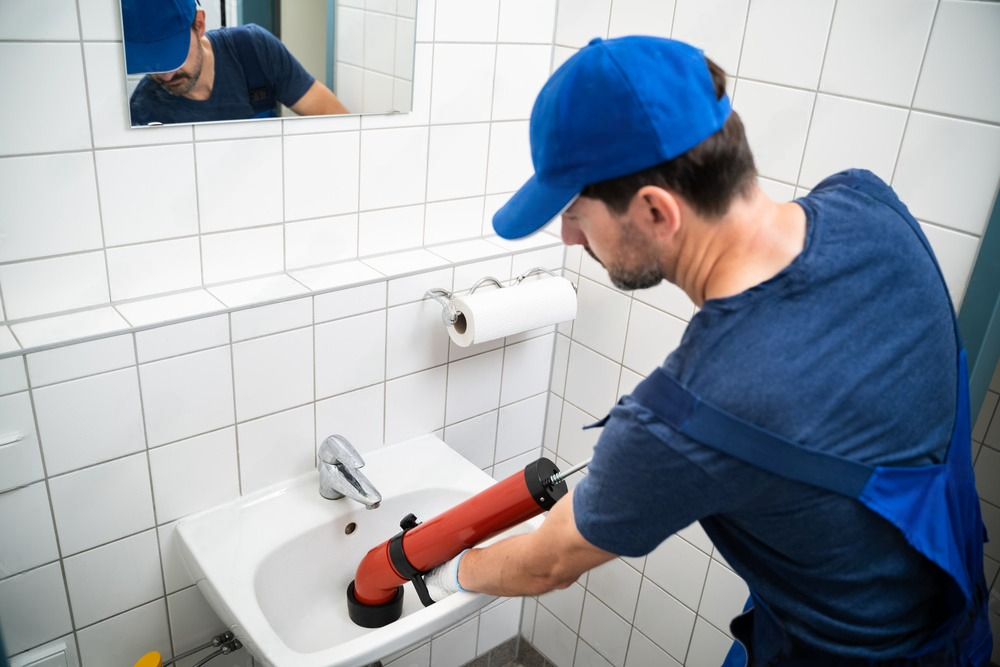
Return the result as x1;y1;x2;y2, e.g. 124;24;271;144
457;488;617;597
290;80;350;115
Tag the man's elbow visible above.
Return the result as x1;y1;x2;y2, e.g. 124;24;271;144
528;560;586;595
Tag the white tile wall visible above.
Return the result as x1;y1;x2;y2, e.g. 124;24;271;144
819;0;936;107
335;1;418;114
738;0;834;89
34;368;145;476
97;144;200;246
426;124;491;202
0;153;102;263
0;482;59;576
0;44;90;156
63;529;163;627
0;564;74;655
2;1;998;666
914;1;1000;124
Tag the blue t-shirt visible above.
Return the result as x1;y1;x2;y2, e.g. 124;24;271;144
573;169;956;659
129;24;314;126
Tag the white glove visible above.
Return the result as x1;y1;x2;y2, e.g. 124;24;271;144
423;549;470;602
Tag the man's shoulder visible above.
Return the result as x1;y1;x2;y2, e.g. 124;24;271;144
805;168;900;208
211;23;281;49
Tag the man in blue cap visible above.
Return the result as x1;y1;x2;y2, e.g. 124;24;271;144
425;36;991;665
122;0;348;125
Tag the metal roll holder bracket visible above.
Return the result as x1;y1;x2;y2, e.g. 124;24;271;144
424;268;576;328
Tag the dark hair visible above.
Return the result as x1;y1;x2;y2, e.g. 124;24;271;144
580;58;756;218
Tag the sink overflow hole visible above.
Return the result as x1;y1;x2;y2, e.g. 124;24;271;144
345;522;357;535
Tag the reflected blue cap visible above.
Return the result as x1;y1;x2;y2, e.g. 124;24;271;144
121;0;197;75
492;36;732;240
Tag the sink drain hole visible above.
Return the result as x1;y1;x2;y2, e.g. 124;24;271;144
345;522;357;535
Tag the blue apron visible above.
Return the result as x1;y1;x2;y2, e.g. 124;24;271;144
626;174;991;665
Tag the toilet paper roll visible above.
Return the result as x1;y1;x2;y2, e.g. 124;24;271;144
447;277;577;347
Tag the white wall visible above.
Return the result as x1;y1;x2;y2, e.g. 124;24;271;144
534;1;1000;666
0;0;558;664
336;0;417;114
1;0;999;666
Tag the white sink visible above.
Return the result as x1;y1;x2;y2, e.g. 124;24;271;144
176;434;536;667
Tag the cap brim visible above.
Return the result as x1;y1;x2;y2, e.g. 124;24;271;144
125;28;190;75
492;174;580;240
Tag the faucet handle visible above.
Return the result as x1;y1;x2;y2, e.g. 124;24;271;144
319;435;365;468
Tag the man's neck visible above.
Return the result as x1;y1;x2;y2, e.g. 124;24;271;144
185;36;216;101
671;187;807;307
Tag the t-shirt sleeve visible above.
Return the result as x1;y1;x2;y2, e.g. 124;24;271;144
573;397;734;557
247;24;316;107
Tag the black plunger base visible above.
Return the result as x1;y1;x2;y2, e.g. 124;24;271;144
347;581;404;628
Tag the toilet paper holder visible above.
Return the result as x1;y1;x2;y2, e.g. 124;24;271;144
424;267;576;327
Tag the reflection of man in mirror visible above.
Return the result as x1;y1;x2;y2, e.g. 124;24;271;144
123;0;349;125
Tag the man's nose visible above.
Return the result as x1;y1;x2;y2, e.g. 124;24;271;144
560;216;585;246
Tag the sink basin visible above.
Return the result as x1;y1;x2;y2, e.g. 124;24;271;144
176;434;537;667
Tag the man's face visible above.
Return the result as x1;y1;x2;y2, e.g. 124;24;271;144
561;196;663;291
151;28;204;97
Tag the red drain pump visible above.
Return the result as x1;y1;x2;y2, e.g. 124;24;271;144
347;457;567;627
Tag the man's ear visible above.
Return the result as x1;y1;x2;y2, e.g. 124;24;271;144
631;185;681;240
193;9;207;36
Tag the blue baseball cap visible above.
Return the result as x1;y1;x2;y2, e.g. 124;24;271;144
121;0;197;75
492;36;732;240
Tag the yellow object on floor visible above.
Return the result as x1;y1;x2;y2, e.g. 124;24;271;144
134;652;163;667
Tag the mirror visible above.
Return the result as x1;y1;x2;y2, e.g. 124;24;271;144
122;0;416;127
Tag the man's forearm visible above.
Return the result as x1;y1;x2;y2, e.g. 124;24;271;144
457;492;616;597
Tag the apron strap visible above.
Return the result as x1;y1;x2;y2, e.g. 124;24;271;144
630;368;875;499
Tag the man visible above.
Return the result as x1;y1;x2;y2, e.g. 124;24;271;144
122;0;348;126
425;36;992;665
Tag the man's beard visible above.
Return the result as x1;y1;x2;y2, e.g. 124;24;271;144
154;49;203;97
585;224;663;292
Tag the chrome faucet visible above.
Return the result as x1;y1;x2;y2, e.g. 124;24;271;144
318;435;382;509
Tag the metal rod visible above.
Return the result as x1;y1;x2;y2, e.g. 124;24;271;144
546;457;592;488
162;640;215;667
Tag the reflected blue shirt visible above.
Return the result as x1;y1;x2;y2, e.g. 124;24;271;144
129;24;314;126
573;169;955;659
